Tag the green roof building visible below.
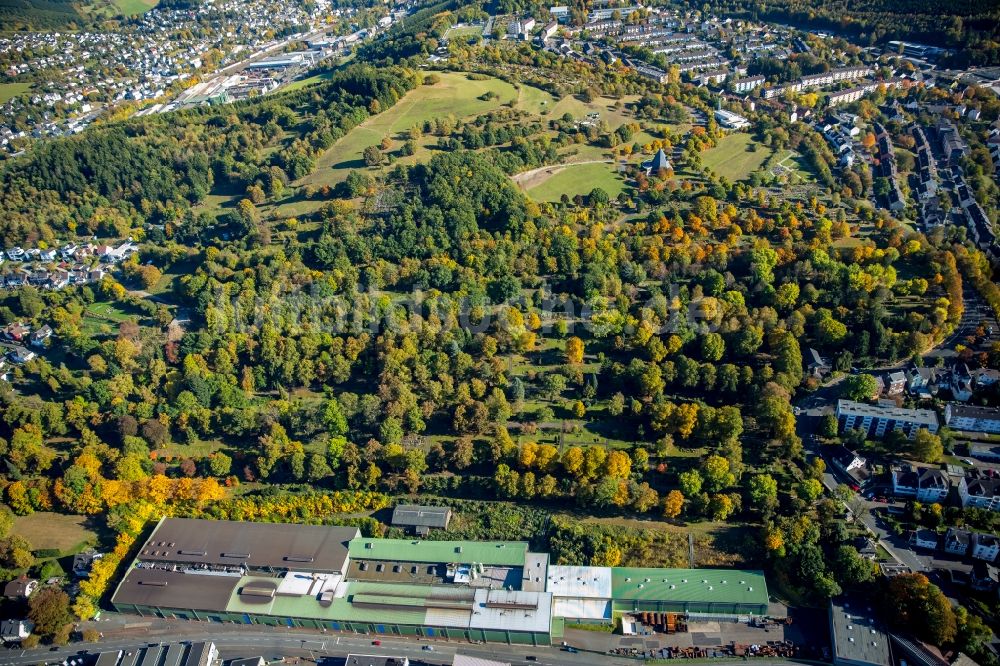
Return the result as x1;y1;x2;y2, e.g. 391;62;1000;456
610;568;768;617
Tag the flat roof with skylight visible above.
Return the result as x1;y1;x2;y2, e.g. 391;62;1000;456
111;517;771;644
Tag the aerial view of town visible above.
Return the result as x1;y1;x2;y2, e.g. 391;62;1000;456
0;0;999;665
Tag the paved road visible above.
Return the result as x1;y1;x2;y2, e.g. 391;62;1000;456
0;631;565;666
0;623;804;666
793;381;929;572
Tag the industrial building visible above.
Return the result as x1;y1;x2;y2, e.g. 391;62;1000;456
713;108;750;129
84;643;219;666
546;565;767;621
829;598;891;666
390;505;453;535
111;518;770;645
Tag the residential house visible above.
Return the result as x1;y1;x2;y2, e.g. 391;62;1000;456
971;532;1000;562
944;528;971;556
885;371;906;396
891;464;950;502
2;323;30;342
910;529;938;550
854;537;878;560
0;619;32;643
3;577;37;599
945;404;1000;434
907;367;939;399
829;445;866;473
808;348;831;378
29;325;52;348
950;363;975;401
73;549;104;578
970;561;998;591
8;346;36;364
958;470;1000;511
972;368;1000;389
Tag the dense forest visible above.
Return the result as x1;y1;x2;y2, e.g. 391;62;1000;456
0;0;84;30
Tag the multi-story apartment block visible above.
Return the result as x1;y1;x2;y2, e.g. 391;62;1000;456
836;400;939;439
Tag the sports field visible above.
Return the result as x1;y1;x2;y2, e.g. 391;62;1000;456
524;161;627;202
702;132;772;181
303;72;521;187
0;82;32;104
445;24;484;40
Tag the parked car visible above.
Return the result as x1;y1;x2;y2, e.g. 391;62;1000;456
372;640;381;646
422;646;435;652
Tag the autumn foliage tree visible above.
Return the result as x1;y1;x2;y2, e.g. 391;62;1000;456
883;573;957;646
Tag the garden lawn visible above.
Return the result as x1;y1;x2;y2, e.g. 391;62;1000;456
0;83;32;104
302;72;519;187
702;132;772;181
13;513;97;553
525;162;626;202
